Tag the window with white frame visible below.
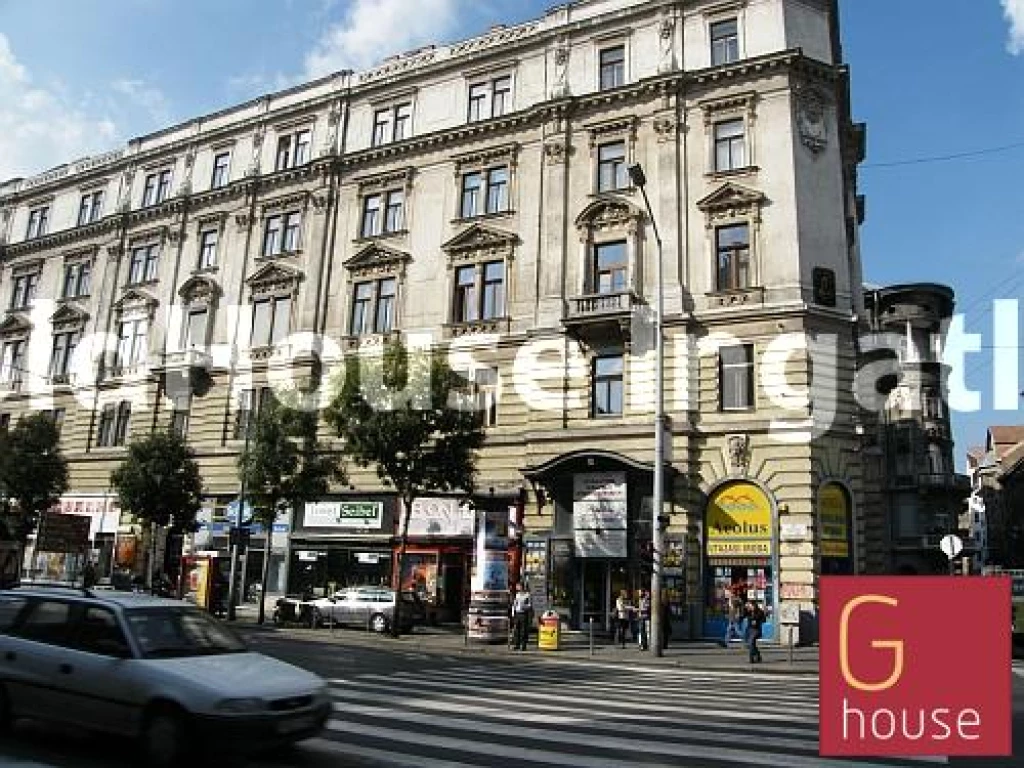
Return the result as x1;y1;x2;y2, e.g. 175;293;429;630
127;244;160;285
454;367;499;427
360;190;404;237
372;103;412;146
97;401;132;447
183;307;209;350
467;76;512;122
178;276;219;352
452;260;505;323
275;128;312;171
49;331;80;380
0;340;25;386
349;277;397;336
77;190;104;226
593;241;628;294
9;272;39;309
710;18;739;66
211;151;231;189
714;119;746;172
460;166;509;218
142;169;173;207
25;205;49;239
592;354;624;417
599;45;626;91
715;223;750;291
250;295;291;347
719;344;754;410
198;229;219;270
262;211;301;256
62;260;91;299
597;142;628;192
115;318;149;368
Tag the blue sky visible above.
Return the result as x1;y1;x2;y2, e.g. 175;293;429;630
0;0;1021;460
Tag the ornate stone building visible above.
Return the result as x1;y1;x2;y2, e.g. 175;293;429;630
0;0;868;642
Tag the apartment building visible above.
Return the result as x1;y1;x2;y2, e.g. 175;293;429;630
0;0;868;642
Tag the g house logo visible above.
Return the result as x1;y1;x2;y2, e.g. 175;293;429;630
820;577;1011;757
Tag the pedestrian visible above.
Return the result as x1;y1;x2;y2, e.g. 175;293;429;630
745;601;766;664
722;590;743;647
660;593;672;650
511;585;532;651
82;560;97;590
615;591;631;648
637;590;651;651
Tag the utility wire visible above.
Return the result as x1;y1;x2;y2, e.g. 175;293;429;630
863;140;1024;169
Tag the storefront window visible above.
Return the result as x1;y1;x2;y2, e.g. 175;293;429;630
401;553;438;601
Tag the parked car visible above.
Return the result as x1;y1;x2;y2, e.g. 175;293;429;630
309;587;416;633
0;586;331;767
272;595;318;628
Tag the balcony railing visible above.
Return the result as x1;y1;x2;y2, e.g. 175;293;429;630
566;290;639;319
918;472;971;492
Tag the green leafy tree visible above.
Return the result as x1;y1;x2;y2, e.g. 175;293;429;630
110;429;204;588
0;413;69;543
324;341;485;636
238;394;342;624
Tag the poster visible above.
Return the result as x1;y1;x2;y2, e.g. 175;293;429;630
819;482;851;558
573;472;628;559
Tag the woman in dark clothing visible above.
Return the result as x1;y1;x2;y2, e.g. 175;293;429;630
745;601;766;663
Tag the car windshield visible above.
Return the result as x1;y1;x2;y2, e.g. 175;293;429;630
125;607;248;659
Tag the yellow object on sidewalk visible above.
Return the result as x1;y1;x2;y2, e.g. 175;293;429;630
538;610;560;650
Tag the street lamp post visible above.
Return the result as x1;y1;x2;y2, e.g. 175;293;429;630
628;163;666;658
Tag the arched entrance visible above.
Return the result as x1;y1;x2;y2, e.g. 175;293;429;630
702;481;777;641
819;481;854;575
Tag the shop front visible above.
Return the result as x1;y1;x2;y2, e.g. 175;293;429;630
22;495;122;583
819;481;854;575
287;498;395;598
702;481;777;641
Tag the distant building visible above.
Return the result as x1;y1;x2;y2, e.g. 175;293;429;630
967;426;1024;570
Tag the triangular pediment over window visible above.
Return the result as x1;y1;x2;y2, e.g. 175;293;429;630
0;313;32;338
50;304;90;330
574;197;643;230
696;182;766;213
246;263;302;292
178;275;222;303
441;224;520;256
114;288;158;313
344;243;411;271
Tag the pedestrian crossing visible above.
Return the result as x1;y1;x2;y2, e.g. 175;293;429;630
257;660;950;768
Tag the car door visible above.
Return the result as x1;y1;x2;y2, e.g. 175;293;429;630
3;598;78;724
0;594;30;713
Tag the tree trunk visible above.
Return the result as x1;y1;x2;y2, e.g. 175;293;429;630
256;505;276;625
392;494;414;638
146;523;157;590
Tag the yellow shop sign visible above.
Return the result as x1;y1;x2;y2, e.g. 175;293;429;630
819;482;850;558
706;482;773;558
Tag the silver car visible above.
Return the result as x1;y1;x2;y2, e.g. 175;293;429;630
311;586;411;633
0;586;331;767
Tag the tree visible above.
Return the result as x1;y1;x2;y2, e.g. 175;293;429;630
110;429;204;589
0;413;69;543
238;394;342;624
324;341;486;636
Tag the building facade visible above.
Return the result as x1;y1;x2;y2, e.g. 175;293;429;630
0;0;869;642
967;426;1024;571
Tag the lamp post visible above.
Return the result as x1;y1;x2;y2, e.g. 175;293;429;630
628;163;666;658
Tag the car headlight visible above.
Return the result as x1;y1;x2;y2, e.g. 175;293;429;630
214;697;266;714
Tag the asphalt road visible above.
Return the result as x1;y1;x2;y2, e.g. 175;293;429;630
2;630;1024;767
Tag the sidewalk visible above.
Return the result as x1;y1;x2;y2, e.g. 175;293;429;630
232;605;818;675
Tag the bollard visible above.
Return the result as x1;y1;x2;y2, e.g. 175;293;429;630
788;627;794;666
589;617;594;657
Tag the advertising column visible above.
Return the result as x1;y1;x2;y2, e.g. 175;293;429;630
466;507;509;642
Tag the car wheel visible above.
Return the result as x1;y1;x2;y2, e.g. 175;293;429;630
139;706;188;768
370;613;388;634
0;683;12;733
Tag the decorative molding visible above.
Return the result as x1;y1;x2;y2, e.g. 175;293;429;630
585;116;637;149
653;115;680;143
441;223;519;260
0;313;32;339
794;85;829;155
355;167;415;193
114;288;159;320
50;304;89;332
543;142;569;164
726;433;751;474
10;258;44;276
178;275;222;306
574;197;643;232
344;243;411;278
453;143;519;173
699;91;758;126
235;213;254;231
261;191;308;214
696;182;766;221
246;262;302;296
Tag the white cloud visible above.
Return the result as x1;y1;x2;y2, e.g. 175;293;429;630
0;33;118;180
1002;0;1024;54
304;0;465;77
111;77;172;126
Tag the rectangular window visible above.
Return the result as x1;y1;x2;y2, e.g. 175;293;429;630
263;215;282;256
10;273;39;309
393;103;411;141
26;205;50;239
127;244;159;285
49;332;80;379
282;211;301;252
711;19;739;66
62;261;92;298
492;76;511;117
251;296;291;347
468;83;488;123
361;195;381;237
211;152;230;189
719;344;754;410
275;129;311;171
77;191;104;226
457;368;499;427
714;119;746;171
171;405;190;439
233;387;273;439
350;281;373;336
184;308;208;349
384;190;404;233
97;404;115;447
0;413;9;432
116;319;148;368
597;142;627;192
594;241;627;294
468;76;512;123
486;167;508;213
143;169;172;207
114;401;132;446
375;277;396;333
599;45;626;91
592;354;624;416
49;408;66;436
481;261;505;319
198;230;218;269
715;223;750;291
262;212;299;256
461;172;482;218
373;103;412;145
1;341;25;386
372;108;392;147
454;265;478;323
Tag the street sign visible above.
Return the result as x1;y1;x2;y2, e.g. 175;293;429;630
35;512;91;553
226;500;253;526
940;534;964;560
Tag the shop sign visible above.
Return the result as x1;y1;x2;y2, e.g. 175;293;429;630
305;501;383;530
572;472;626;502
819;483;850;558
780;583;815;600
781;522;809;540
405;498;474;537
35;512;91;554
573;472;627;558
48;496;120;540
706;482;773;558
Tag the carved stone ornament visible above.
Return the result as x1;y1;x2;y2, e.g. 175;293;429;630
543;142;568;164
653;116;679;143
726;434;750;474
551;40;570;98
795;87;828;155
658;17;676;72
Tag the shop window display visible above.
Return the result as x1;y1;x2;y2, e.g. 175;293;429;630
706;565;774;630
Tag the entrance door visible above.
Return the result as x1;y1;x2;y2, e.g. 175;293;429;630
579;560;609;632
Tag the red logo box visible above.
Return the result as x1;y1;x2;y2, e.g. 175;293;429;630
820;576;1011;757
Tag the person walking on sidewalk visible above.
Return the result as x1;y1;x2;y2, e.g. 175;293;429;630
637;590;651;651
511;586;532;651
745;601;766;664
661;595;672;650
615;591;632;648
722;590;744;647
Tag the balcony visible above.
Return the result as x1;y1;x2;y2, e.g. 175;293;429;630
563;290;641;344
918;472;971;493
162;348;213;370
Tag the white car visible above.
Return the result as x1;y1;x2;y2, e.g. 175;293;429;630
0;586;331;767
309;587;416;633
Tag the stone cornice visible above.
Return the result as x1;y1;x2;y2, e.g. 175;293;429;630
1;217;120;261
686;49;842;90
